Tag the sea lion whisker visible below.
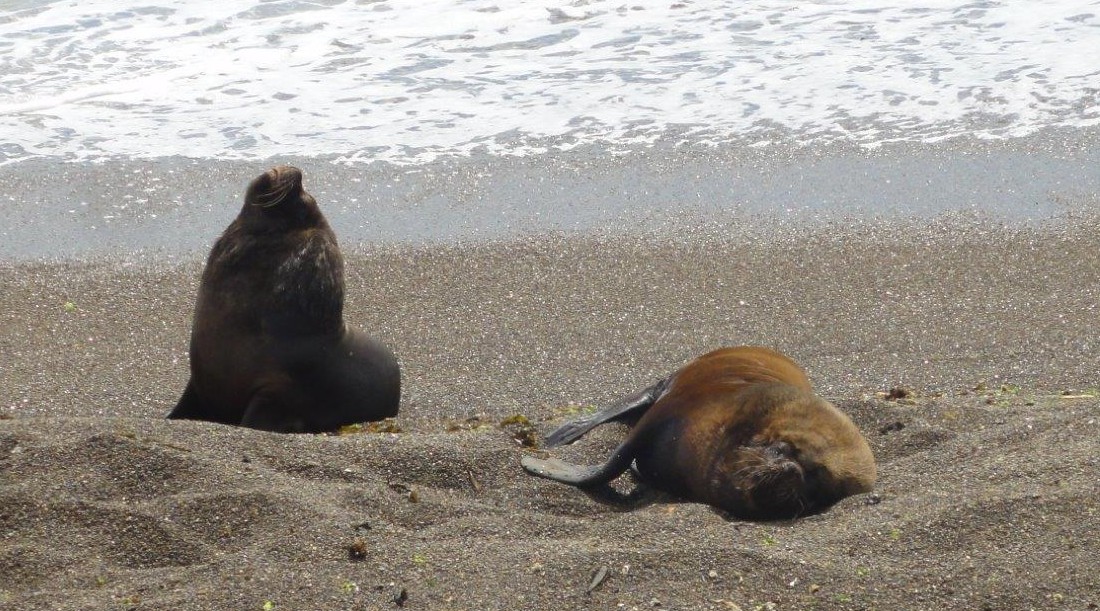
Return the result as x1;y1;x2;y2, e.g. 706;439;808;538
787;496;808;519
730;464;766;482
251;180;296;208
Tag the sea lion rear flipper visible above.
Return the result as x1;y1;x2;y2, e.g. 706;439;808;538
521;438;637;488
543;377;670;447
166;380;200;420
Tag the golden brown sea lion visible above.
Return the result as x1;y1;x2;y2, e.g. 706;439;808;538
521;346;875;519
167;166;400;433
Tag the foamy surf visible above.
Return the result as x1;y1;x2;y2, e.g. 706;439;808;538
1;0;1099;165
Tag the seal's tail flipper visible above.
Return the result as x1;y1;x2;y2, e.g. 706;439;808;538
521;438;637;488
167;379;200;420
543;377;669;447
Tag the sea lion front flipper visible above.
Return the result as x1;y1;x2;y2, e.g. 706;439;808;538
239;386;309;433
521;438;637;488
543;377;670;447
166;379;200;420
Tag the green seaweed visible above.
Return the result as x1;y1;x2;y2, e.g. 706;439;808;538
337;418;402;435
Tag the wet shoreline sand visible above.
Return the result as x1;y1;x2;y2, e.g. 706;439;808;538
4;127;1100;261
2;215;1098;609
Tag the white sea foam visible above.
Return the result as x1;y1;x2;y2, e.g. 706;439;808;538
0;0;1098;164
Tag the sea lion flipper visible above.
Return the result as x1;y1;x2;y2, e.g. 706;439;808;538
240;390;309;434
167;379;200;420
544;377;669;447
521;439;636;488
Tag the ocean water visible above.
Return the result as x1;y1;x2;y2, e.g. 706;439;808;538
2;0;1099;165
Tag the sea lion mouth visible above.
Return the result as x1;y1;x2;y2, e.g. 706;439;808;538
249;165;303;208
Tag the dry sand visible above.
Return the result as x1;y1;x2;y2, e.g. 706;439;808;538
1;220;1098;610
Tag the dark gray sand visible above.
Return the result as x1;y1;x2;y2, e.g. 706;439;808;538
2;218;1098;610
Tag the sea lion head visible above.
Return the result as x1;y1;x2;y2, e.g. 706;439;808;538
240;165;324;230
707;440;816;519
707;392;876;520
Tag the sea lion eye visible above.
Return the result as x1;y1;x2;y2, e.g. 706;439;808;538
766;441;793;459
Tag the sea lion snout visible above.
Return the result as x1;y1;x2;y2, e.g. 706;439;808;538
269;165;303;189
747;448;803;486
247;165;305;208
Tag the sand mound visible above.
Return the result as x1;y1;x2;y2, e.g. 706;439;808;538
2;389;1097;610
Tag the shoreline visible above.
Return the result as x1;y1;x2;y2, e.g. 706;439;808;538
2;127;1100;261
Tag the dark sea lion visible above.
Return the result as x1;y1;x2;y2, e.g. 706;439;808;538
521;346;875;519
167;166;400;433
